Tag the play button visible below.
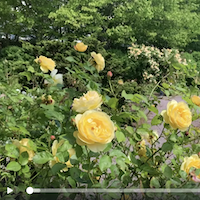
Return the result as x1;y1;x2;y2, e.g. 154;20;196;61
7;187;13;194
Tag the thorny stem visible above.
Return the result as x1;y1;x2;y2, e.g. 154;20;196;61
86;147;94;185
149;72;170;100
108;79;116;98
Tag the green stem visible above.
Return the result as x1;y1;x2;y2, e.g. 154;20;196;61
86;147;94;185
149;72;170;100
108;79;116;98
30;168;43;182
151;126;165;148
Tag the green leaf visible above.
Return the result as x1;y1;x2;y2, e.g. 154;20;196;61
18;151;29;166
148;105;158;114
69;167;85;183
151;115;162;125
150;177;161;188
137;110;147;121
28;66;35;73
19;72;31;81
6;161;21;172
33;151;53;165
173;145;183;156
99;155;112;172
5;143;19;158
22;165;30;174
116;131;126;142
141;164;159;175
107;98;118;109
18;126;31;136
121;90;134;100
110;165;120;179
137;128;149;136
75;145;83;158
172;63;181;70
103;142;112;152
56;151;69;163
195;169;200;176
169;133;177;142
66;56;77;63
51;163;67;175
164;166;172;178
125;126;134;134
67;176;76;188
164;90;170;97
162;83;170;89
162;142;173;152
57;140;72;152
179;170;188;180
44;109;64;122
108;180;121;188
116;157;127;172
109;150;126;158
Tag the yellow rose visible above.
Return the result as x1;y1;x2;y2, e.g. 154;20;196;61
49;140;75;172
191;95;200;107
13;138;35;161
74;42;88;52
161;100;192;131
41;94;55;105
181;154;200;181
136;140;147;157
90;52;105;72
73;110;115;152
118;79;124;85
34;55;56;73
72;91;103;113
147;130;159;144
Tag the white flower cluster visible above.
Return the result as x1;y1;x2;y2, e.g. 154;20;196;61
129;43;188;83
16;89;37;99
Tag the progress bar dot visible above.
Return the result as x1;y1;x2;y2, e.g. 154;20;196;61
26;187;33;194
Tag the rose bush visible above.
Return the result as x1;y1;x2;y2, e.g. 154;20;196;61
1;40;200;200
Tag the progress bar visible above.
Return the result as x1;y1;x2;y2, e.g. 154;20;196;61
26;187;200;194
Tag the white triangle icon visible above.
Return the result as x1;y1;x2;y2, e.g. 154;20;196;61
7;187;13;194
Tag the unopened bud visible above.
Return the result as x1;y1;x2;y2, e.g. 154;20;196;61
107;71;113;78
50;135;55;140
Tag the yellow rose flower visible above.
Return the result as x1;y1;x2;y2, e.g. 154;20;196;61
118;79;124;85
72;91;103;113
136;140;147;157
49;140;75;172
73;110;115;152
161;100;192;131
181;154;200;181
90;52;105;72
41;94;55;105
191;95;200;107
34;55;56;73
74;42;88;52
13;138;35;161
147;130;159;144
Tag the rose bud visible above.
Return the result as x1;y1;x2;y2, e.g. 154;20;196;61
50;135;55;140
107;71;113;78
185;131;189;136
